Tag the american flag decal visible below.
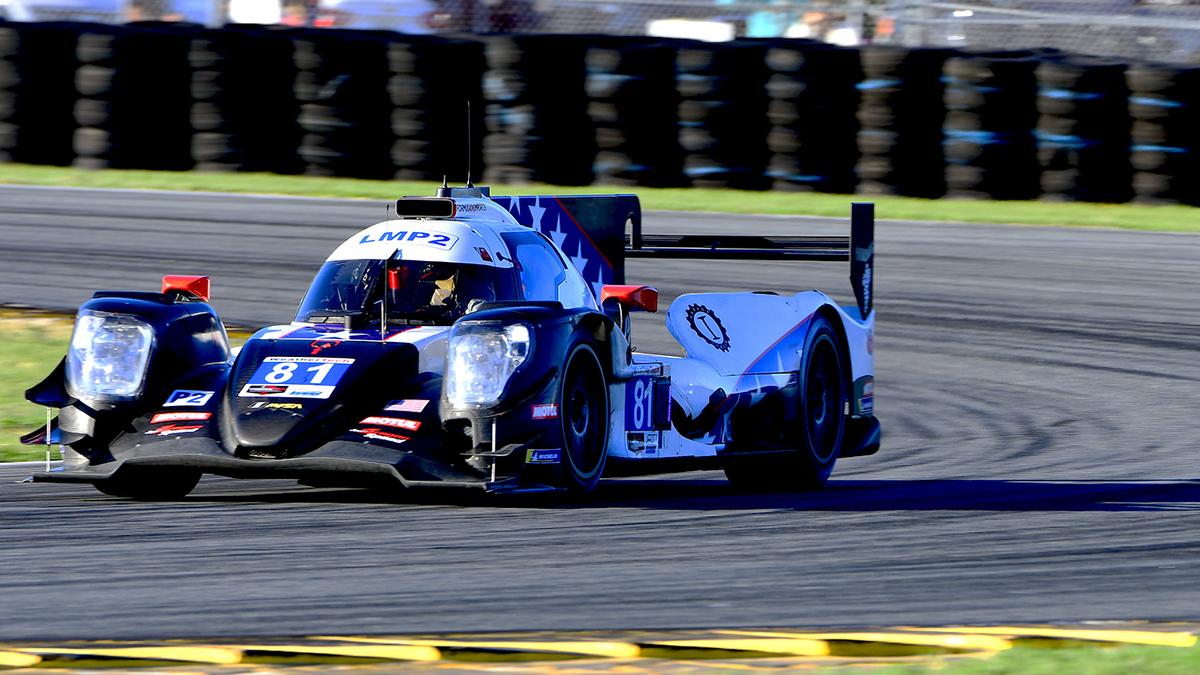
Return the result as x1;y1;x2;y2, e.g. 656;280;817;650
492;195;630;300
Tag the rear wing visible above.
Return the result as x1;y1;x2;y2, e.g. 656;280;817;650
625;203;875;317
493;193;873;318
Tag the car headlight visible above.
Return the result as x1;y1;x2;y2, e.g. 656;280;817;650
66;311;154;401
445;322;531;407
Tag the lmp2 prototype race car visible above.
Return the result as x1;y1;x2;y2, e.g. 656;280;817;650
24;185;879;498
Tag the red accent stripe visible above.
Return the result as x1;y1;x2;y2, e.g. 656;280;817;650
734;312;815;388
553;197;614;269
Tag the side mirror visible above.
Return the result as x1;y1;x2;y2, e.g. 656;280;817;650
600;285;658;313
162;275;211;302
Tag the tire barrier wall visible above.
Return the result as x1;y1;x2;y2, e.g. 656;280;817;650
0;20;1197;205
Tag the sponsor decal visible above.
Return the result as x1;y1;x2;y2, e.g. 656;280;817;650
150;412;211;424
867;329;874;355
243;384;288;395
145;424;204;436
358;230;459;250
384;399;428;413
525;449;561;464
350;428;410;444
309;338;342;355
531;403;559;420
250;402;303;410
163;390;214;407
360;416;421;431
456;202;488;213
627;431;660;454
685;304;730;352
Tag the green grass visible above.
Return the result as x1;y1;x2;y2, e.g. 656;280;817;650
861;642;1200;674
1;163;1198;232
0;316;73;462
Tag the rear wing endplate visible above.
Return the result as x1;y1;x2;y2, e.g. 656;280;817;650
625;203;875;318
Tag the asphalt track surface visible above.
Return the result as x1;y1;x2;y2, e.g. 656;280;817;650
1;185;1198;641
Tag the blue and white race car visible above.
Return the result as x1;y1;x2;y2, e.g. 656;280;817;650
24;185;879;498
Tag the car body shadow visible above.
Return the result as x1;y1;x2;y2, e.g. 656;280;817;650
184;475;1200;512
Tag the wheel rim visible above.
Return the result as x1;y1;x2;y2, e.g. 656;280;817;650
563;350;605;479
805;335;844;463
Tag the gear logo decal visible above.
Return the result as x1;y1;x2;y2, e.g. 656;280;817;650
685;304;730;352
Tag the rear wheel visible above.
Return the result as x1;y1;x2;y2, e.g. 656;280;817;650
557;342;609;494
94;468;200;500
724;315;847;490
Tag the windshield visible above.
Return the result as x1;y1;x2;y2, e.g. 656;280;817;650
296;259;518;326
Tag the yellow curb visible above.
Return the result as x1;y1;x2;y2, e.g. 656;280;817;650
236;644;442;661
720;630;1012;653
314;636;640;659
29;646;242;665
0;651;41;668
641;638;830;658
912;626;1199;648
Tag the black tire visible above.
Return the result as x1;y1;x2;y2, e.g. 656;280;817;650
94;468;200;500
724;316;847;490
558;342;609;494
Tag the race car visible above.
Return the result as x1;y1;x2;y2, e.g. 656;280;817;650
23;185;879;498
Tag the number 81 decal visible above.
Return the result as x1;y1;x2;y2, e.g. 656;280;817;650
239;357;354;399
625;376;655;432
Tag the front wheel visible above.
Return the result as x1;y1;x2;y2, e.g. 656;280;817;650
94;468;201;500
557;342;609;494
724;315;848;490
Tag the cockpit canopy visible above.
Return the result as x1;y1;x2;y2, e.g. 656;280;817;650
296;258;519;326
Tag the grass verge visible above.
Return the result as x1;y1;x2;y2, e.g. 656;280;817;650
863;642;1200;674
0;315;72;462
1;163;1198;232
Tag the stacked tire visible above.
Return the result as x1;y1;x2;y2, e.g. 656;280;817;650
677;41;772;190
294;29;394;179
857;47;950;198
73;22;196;170
586;39;686;187
484;34;595;185
389;36;485;182
0;22;79;166
766;40;861;193
190;26;303;174
1036;56;1132;202
1126;63;1200;205
943;50;1042;199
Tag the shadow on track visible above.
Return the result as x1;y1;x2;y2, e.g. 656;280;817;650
182;476;1200;512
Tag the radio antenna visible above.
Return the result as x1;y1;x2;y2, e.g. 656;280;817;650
465;100;473;188
381;203;389;343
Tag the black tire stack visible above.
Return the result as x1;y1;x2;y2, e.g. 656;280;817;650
0;22;80;166
1126;63;1200;205
483;34;595;185
389;36;485;182
586;39;686;187
765;40;861;193
73;22;196;170
1035;56;1132;203
857;46;950;198
677;41;772;190
294;29;394;179
190;26;303;174
943;50;1042;199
